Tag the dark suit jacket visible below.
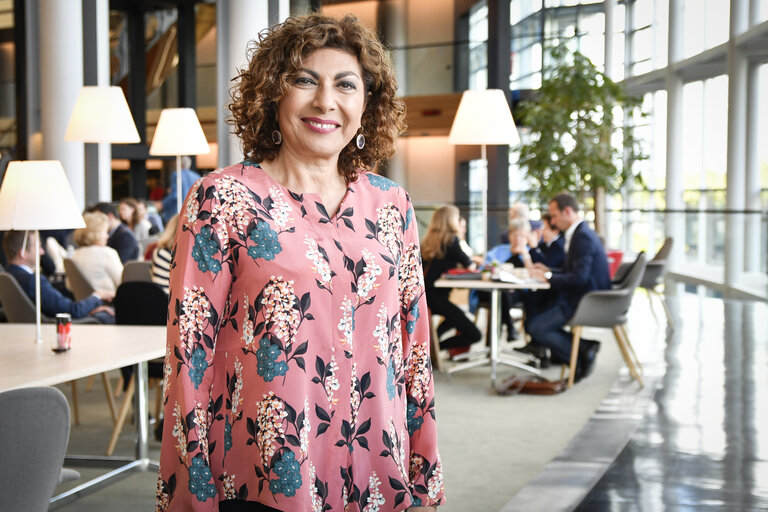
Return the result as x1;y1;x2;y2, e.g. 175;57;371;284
108;223;139;263
7;264;102;319
548;222;610;320
529;234;566;270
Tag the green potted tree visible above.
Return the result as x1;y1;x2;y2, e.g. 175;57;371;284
516;43;647;237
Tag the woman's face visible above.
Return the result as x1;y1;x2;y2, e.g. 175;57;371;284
118;203;134;223
276;48;366;165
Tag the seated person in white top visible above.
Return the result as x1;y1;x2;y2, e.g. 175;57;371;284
71;212;124;295
150;214;178;294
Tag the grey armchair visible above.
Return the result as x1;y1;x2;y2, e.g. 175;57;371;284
612;237;674;328
121;260;152;283
63;258;96;301
0;387;72;512
564;251;647;388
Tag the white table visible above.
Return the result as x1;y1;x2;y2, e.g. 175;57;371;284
0;323;165;507
434;276;550;388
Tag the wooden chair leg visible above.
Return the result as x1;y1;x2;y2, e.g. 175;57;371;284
428;309;445;373
70;380;80;426
618;324;643;375
106;375;135;456
656;291;676;330
646;288;659;323
101;372;118;425
613;326;644;388
85;374;96;392
114;375;124;398
567;326;582;388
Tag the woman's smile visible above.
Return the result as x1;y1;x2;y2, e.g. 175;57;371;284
302;117;341;133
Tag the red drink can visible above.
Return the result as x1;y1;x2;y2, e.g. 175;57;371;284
55;313;72;351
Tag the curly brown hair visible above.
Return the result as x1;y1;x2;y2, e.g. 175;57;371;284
228;14;406;183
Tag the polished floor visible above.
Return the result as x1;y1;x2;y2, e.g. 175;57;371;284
577;292;768;511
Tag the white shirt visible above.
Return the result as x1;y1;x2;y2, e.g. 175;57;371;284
70;245;124;294
563;219;582;254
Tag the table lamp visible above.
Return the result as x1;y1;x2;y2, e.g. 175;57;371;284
148;108;210;212
449;89;520;252
65;86;140;144
65;86;140;202
0;161;86;343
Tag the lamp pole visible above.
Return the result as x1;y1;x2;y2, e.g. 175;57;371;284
176;154;183;213
33;230;43;343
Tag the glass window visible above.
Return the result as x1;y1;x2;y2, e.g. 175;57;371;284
704;0;729;46
633;0;654;28
682;0;706;58
468;1;488;91
681;76;729;265
653;0;669;69
544;6;578;41
683;0;730;58
759;64;768;191
511;0;543;25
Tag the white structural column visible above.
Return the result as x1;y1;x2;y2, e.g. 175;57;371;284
39;0;85;209
216;1;270;168
724;0;748;289
743;61;760;272
83;0;112;204
665;0;685;275
380;0;408;187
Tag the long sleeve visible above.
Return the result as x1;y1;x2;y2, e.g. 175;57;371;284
399;195;445;507
157;175;233;511
8;265;102;319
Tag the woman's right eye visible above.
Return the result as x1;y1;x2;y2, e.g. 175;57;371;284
294;76;315;86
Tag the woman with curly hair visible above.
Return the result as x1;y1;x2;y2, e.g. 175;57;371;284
158;14;444;512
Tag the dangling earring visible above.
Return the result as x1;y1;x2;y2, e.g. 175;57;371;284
355;133;365;150
272;130;282;145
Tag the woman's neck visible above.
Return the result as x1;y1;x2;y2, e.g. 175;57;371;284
261;150;349;217
262;150;346;195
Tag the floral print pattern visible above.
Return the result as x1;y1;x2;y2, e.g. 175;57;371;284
157;164;444;511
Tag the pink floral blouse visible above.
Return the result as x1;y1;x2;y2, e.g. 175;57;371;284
156;162;444;511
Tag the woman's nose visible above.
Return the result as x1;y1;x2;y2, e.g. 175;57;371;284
312;84;336;111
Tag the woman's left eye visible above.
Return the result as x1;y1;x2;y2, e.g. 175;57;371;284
338;81;357;90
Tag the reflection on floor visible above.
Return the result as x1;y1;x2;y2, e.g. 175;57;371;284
577;293;768;511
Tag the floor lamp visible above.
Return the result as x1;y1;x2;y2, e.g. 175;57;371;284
449;89;520;253
0;161;85;343
149;108;211;213
65;86;140;199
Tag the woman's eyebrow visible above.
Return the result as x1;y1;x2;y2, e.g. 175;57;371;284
299;68;360;81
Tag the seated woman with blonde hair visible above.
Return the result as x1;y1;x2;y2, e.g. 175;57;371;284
71;211;124;295
422;205;482;355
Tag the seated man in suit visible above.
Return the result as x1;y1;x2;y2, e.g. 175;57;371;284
87;202;139;263
527;193;611;382
2;230;115;323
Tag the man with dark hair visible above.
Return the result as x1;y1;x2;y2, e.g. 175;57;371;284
2;230;115;323
87;202;139;263
527;192;611;382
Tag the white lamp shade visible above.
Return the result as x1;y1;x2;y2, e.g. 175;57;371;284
448;89;520;146
149;108;211;156
65;86;140;143
0;161;85;231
